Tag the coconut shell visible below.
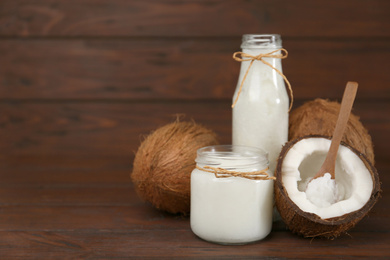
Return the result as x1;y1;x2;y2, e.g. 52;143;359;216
131;120;218;214
275;135;381;239
289;98;375;164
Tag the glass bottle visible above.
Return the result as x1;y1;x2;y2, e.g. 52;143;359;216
232;34;289;174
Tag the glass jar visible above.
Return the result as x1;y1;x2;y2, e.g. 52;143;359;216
232;34;289;174
190;145;274;245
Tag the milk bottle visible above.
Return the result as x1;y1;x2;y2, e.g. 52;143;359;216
232;34;290;174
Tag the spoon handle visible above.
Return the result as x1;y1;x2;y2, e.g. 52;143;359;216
315;81;358;179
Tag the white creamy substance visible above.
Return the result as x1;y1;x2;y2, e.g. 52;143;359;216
191;151;273;244
232;48;289;174
281;138;373;219
305;173;341;207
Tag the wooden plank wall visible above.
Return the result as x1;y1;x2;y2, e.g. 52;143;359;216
0;0;389;256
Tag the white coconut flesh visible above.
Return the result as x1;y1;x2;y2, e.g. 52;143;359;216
281;137;373;219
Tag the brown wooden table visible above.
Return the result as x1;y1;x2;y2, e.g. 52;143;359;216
0;156;388;258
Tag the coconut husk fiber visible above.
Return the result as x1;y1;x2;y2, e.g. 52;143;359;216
131;119;218;214
289;98;374;164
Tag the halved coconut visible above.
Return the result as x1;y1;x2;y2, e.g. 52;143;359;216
275;135;381;239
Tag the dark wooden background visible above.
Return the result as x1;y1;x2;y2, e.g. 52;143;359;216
0;0;389;258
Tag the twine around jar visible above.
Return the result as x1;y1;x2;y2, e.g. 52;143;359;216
196;165;276;181
232;48;293;111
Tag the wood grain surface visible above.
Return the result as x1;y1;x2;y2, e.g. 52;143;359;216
1;0;389;258
1;39;389;100
1;0;389;37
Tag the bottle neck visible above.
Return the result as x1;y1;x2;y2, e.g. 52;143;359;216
238;48;283;76
239;34;283;71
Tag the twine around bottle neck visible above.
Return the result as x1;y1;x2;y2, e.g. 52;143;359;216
196;165;276;181
232;48;293;111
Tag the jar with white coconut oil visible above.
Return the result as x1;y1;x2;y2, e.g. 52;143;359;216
232;34;290;174
190;145;274;245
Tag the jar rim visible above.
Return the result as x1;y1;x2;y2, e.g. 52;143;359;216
196;145;269;166
241;34;282;49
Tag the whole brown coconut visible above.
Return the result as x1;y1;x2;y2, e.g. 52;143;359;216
289;98;375;164
131;120;218;214
275;136;381;239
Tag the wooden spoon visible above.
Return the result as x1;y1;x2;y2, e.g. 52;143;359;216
311;81;358;181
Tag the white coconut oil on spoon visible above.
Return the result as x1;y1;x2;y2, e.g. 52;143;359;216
306;172;341;207
305;82;358;207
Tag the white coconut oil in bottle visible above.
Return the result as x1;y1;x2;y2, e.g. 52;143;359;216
232;34;289;174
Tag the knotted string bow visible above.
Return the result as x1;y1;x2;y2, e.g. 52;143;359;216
232;48;293;111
